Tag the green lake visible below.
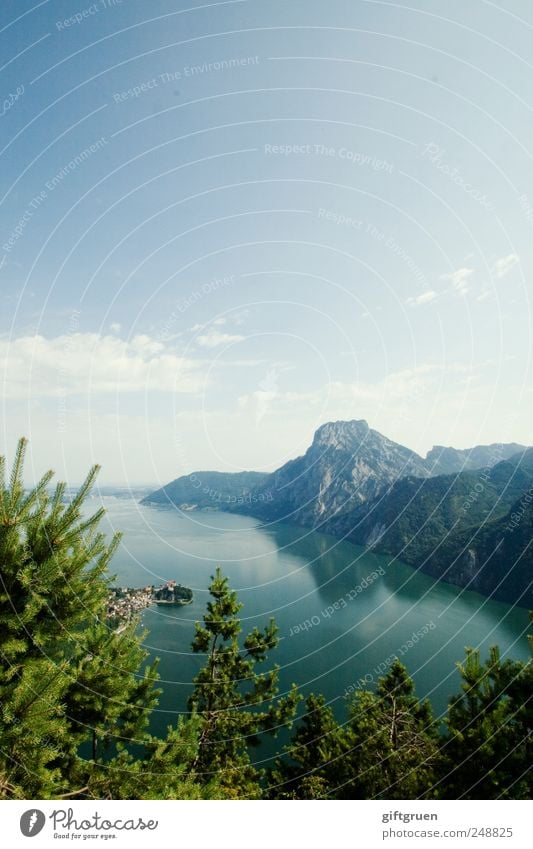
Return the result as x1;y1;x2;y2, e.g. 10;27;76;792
89;495;531;753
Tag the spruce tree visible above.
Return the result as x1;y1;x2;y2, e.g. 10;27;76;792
0;439;204;799
335;659;439;799
187;566;300;797
85;717;210;799
438;645;532;799
3;438;530;801
268;693;342;798
271;661;438;800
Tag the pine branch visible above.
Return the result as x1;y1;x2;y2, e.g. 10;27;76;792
9;437;28;495
57;786;89;799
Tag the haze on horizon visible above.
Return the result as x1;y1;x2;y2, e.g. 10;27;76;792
1;0;532;485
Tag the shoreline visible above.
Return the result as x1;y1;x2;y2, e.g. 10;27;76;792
107;581;193;628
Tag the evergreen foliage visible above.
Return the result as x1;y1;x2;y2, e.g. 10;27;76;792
268;693;341;798
335;660;439;799
437;645;532;799
187;566;300;797
0;439;204;799
0;440;531;800
271;649;532;799
270;660;439;799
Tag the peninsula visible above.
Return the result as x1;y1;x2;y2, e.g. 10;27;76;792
107;580;193;628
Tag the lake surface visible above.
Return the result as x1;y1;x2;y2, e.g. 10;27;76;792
86;494;531;757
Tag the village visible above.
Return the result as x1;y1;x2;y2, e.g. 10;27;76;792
107;580;193;628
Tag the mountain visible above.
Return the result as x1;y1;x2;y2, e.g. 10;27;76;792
141;422;532;605
433;489;533;606
141;470;269;510
143;420;432;523
236;420;430;528
425;443;526;475
143;422;525;523
351;449;533;551
348;449;533;606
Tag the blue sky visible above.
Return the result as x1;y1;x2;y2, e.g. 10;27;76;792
1;0;532;484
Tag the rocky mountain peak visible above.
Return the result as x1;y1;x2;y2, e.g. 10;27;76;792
311;419;370;451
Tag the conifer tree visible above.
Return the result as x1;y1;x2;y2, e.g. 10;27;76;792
0;439;203;799
188;566;300;797
2;438;530;801
437;645;532;799
84;716;210;799
335;659;439;799
271;661;438;800
268;693;342;798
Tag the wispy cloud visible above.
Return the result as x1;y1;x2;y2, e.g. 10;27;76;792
0;332;203;398
406;290;438;307
196;331;245;349
239;365;439;417
441;267;473;295
492;253;518;279
238;364;296;425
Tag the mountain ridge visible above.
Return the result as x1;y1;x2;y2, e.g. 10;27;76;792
141;421;531;605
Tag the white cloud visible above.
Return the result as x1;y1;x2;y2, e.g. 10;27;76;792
406;290;438;307
237;364;296;425
238;365;439;421
109;322;121;333
196;331;245;349
0;332;203;398
189;318;229;332
492;253;518;279
7;361;529;484
190;313;247;336
441;267;473;295
231;309;250;326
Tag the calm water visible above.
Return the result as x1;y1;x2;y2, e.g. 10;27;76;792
86;495;531;754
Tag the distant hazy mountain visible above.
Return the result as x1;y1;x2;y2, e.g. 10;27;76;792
141;470;269;510
425;443;527;475
142;421;532;605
